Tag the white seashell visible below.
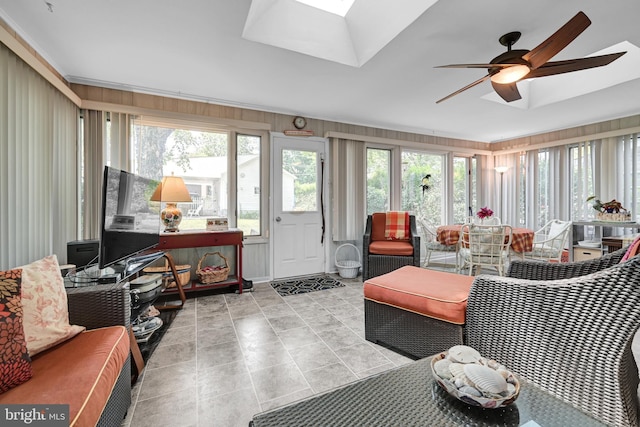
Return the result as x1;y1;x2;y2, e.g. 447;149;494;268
449;363;465;378
447;345;481;364
434;359;453;380
497;367;511;379
453;375;468;388
487;359;501;370
464;364;508;395
458;385;482;397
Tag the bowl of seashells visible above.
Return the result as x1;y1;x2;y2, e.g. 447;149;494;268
431;345;520;408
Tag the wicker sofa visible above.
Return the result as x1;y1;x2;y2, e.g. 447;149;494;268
467;250;640;427
507;245;628;279
0;281;132;427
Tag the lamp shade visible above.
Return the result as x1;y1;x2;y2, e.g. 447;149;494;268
495;166;509;174
150;174;192;203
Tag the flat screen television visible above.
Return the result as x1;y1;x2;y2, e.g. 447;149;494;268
98;166;161;269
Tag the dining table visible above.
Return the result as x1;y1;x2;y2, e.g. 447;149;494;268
436;224;535;254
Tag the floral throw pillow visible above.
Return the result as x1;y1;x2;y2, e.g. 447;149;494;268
0;269;33;393
19;255;85;356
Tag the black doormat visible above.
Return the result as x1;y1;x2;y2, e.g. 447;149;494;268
271;275;345;296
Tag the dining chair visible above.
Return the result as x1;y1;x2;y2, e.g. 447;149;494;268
466;215;501;225
458;224;513;275
521;219;571;262
417;218;457;268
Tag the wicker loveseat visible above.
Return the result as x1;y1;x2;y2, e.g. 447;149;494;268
508;245;628;280
467;251;640;426
0;275;131;427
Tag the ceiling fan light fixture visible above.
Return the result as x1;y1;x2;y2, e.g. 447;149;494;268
490;64;530;84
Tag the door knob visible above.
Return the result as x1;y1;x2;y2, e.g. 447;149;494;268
275;216;281;222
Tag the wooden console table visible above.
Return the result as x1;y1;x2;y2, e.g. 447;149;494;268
156;229;245;293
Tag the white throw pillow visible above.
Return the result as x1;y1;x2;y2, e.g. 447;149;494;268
19;255;85;356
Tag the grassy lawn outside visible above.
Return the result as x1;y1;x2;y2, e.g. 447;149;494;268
180;217;259;236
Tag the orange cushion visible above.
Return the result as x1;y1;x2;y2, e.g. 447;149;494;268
621;237;640;262
0;326;129;427
369;240;414;256
364;266;474;324
371;213;410;242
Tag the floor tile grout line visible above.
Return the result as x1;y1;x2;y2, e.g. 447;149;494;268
229;289;285;413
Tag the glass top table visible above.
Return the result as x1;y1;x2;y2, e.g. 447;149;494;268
250;356;604;427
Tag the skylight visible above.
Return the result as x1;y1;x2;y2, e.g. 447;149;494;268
295;0;355;16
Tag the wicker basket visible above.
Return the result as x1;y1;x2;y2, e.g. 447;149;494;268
335;243;361;279
143;262;191;288
196;251;230;284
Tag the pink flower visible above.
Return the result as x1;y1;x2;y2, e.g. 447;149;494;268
477;207;493;219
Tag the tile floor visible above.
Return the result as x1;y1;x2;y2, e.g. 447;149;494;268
121;275;413;427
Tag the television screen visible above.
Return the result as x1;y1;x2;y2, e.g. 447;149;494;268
98;166;161;269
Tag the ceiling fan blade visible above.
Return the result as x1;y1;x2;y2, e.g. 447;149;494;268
522;11;591;70
436;74;492;103
525;52;626;78
491;81;522;102
436;63;513;69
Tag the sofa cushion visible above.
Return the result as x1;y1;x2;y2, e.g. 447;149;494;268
371;213;410;242
19;255;85;356
0;269;33;393
621;236;640;262
364;266;474;325
368;240;415;256
0;325;129;427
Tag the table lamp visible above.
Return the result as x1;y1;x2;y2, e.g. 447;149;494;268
150;173;192;232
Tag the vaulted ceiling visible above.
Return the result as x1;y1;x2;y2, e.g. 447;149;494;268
1;0;639;142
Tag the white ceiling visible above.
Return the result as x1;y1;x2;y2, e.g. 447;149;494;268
1;0;639;143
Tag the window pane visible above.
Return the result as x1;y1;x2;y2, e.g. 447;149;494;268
452;157;468;223
282;149;317;211
538;150;549;228
237;134;261;236
367;148;390;214
401;151;443;224
570;143;595;220
131;121;229;231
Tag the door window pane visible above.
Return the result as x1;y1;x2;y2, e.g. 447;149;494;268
282;149;317;211
238;134;261;236
367;148;390;214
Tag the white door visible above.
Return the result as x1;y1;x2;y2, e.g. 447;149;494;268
272;134;327;279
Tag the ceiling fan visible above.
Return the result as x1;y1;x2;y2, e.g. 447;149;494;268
435;11;626;104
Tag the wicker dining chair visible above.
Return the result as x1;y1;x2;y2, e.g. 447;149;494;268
417;218;457;268
362;213;420;280
466;253;640;427
520;219;572;262
458;223;513;275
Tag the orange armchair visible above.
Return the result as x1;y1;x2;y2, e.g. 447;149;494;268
362;212;420;280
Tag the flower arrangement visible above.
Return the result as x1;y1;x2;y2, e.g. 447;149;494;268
420;174;432;195
477;207;493;220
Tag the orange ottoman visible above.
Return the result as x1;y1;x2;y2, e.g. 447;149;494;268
364;265;474;359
